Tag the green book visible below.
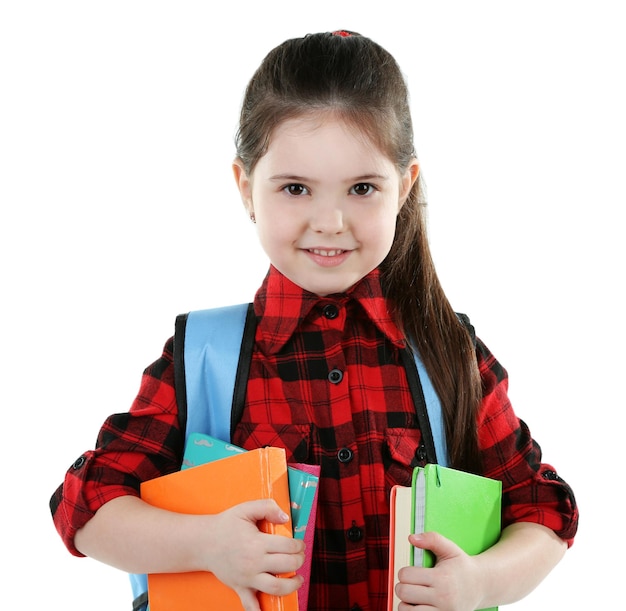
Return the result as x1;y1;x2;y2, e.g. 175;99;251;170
389;464;502;611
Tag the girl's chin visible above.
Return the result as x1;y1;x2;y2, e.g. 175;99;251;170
292;274;363;297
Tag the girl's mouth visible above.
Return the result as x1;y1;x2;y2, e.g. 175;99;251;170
309;248;345;257
304;248;352;267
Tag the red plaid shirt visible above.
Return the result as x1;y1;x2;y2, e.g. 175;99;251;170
50;266;578;611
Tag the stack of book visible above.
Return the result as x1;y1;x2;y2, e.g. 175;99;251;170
388;464;502;611
141;433;320;611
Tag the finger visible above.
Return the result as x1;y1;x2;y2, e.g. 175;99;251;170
397;565;435;587
234;586;262;611
253;572;304;597
237;499;291;525
409;531;463;563
259;548;305;576
396;581;436;607
261;532;305;556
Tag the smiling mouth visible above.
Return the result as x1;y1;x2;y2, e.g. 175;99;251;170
308;248;346;257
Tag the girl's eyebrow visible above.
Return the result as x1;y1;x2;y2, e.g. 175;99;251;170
269;173;391;182
269;174;310;182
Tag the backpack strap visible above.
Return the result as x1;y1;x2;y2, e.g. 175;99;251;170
400;348;447;466
174;306;476;463
175;302;450;466
174;303;256;445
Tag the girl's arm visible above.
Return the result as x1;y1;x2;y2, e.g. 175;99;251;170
397;521;566;610
75;495;305;611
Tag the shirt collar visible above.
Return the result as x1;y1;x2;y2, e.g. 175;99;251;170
253;265;406;354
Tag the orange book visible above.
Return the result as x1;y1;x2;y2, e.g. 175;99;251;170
140;446;299;611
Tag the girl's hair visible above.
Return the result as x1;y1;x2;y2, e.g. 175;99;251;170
236;31;482;473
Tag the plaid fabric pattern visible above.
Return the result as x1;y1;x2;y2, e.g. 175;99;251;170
50;266;578;611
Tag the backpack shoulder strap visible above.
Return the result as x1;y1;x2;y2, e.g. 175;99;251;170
175;303;449;467
174;304;468;466
400;348;447;467
174;303;256;445
400;312;476;468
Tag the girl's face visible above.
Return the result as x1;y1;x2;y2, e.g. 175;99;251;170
234;115;419;296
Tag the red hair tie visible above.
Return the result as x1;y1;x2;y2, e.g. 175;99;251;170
332;30;353;37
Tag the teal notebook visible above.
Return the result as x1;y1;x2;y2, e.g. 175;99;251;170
182;432;319;541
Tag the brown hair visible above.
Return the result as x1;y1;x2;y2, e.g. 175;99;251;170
235;31;482;472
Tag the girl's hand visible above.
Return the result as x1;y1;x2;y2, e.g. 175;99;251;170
395;532;484;611
206;499;305;611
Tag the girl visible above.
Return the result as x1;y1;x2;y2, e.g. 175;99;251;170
50;31;578;611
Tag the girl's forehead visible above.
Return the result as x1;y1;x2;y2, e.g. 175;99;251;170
268;112;383;154
274;111;347;134
253;114;400;183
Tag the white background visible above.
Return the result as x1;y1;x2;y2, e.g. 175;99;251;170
1;1;623;608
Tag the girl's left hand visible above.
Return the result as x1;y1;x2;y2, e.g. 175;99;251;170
395;532;484;611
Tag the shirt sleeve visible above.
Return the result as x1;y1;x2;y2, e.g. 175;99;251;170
475;338;579;546
49;337;183;556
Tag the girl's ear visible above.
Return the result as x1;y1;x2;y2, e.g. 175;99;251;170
232;158;254;217
398;158;420;211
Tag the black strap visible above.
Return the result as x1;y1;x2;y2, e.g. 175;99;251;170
132;592;148;611
400;347;438;464
456;312;476;346
174;313;190;436
230;303;258;439
401;311;476;465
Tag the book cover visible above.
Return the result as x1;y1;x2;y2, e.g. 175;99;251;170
141;446;299;611
388;464;502;611
183;433;319;540
182;432;320;610
388;484;413;611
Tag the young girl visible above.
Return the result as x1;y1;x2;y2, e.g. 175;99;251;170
50;30;578;611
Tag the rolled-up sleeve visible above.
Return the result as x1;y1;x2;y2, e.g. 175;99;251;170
49;337;183;556
475;338;578;546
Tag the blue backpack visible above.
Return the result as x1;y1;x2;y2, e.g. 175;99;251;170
130;302;453;611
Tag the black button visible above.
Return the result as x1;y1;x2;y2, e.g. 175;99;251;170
322;304;339;319
328;368;343;384
72;456;86;470
350;606;362;611
542;470;560;481
337;447;353;463
346;521;363;542
415;443;427;463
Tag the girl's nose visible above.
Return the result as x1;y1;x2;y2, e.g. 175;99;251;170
309;200;345;234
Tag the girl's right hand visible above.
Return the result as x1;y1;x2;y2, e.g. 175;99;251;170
205;499;305;611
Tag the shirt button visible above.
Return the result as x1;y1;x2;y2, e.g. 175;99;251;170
346;521;363;542
322;304;339;319
415;443;427;463
337;447;353;463
542;470;561;481
72;456;86;470
328;368;343;384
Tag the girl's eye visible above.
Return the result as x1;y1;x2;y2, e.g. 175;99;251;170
350;183;374;196
283;184;309;196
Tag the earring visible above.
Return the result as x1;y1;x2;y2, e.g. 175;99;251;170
250;213;256;224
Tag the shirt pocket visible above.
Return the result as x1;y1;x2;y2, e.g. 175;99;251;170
233;422;312;464
384;427;427;490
